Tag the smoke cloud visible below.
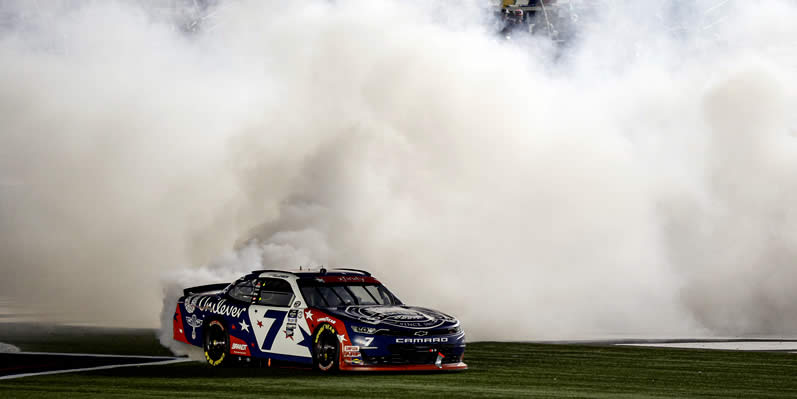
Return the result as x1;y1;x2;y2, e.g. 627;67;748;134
2;1;797;342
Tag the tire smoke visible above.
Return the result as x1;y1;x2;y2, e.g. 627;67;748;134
1;1;797;342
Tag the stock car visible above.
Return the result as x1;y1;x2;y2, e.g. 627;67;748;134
173;268;467;371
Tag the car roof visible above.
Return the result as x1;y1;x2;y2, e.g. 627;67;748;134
247;268;373;280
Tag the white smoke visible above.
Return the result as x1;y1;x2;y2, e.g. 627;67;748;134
0;342;21;353
1;0;797;343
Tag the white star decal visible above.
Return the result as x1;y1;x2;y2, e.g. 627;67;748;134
305;310;314;321
239;320;250;332
337;334;347;343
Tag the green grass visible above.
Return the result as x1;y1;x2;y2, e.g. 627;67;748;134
2;326;797;398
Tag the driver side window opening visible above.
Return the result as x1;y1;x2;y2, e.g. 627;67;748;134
257;278;295;307
228;279;258;303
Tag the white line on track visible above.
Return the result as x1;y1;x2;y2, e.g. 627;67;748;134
0;357;191;380
9;351;180;359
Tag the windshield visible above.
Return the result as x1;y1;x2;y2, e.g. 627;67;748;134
298;281;402;308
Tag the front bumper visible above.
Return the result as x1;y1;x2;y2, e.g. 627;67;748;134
342;331;467;371
361;343;464;365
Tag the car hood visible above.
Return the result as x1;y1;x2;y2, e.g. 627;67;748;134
324;305;459;330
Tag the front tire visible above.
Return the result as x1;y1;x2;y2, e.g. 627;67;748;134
203;320;229;367
313;324;340;372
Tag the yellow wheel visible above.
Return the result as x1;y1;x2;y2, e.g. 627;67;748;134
203;320;229;367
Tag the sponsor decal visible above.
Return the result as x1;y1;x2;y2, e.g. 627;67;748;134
435;352;445;368
187;296;246;318
344;356;363;364
293;301;302;308
395;337;449;344
344;346;360;352
184;296;201;313
185;314;202;339
317;317;336;325
318;275;380;284
284;309;298;339
229;335;251;356
414;331;428;336
284;321;296;340
203;298;246;318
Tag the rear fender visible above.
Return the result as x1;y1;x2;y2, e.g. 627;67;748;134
172;304;190;344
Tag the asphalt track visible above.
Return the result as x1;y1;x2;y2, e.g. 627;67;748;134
0;352;188;380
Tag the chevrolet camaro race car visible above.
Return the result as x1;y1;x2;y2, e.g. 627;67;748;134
173;269;467;371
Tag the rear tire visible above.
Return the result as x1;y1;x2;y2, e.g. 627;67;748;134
313;324;340;372
203;320;229;367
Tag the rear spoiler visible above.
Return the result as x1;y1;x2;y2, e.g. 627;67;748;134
183;283;229;297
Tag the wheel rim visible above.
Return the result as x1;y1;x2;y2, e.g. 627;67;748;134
315;331;338;370
205;324;227;363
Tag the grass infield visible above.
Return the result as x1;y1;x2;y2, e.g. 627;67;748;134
1;326;796;398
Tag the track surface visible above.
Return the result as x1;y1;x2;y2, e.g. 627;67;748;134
2;342;797;398
2;324;797;397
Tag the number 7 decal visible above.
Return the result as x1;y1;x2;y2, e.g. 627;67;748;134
260;310;287;351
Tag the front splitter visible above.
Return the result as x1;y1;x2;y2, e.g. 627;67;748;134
341;361;467;372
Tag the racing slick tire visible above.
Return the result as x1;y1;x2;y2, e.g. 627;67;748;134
312;324;340;372
203;319;230;367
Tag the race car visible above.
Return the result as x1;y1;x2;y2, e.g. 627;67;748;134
173;268;467;371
